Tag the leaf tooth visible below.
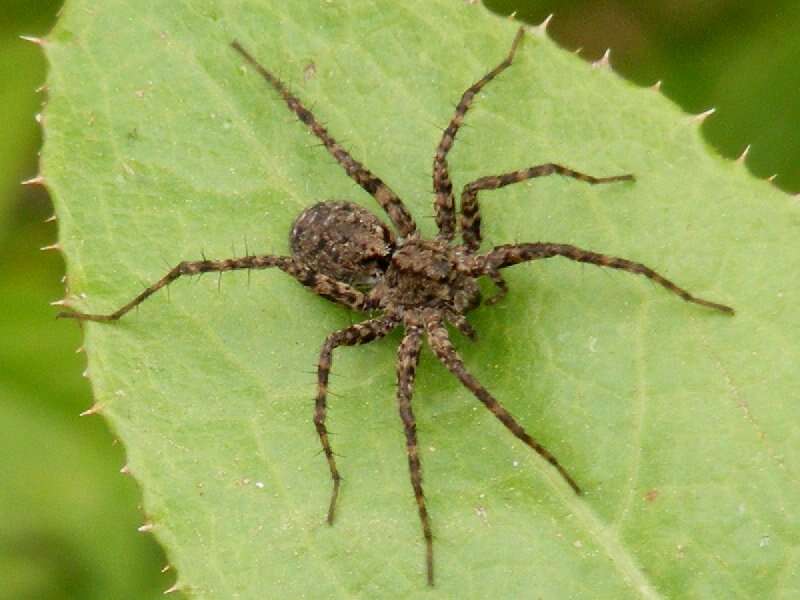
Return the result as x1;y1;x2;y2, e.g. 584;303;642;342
120;464;131;475
19;35;46;46
691;107;716;123
50;298;69;307
40;242;61;252
592;48;612;69
767;174;778;182
138;522;155;533
161;564;171;573
507;10;517;20
736;144;751;164
35;112;44;124
79;402;103;417
534;13;554;37
22;174;45;186
163;583;181;595
44;214;57;223
650;80;662;92
82;367;90;378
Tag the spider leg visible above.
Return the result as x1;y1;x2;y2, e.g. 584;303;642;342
432;27;525;242
58;256;367;322
485;267;508;305
460;164;633;251
231;41;417;237
316;316;399;524
423;311;581;494
394;324;433;585
445;310;477;340
475;243;735;314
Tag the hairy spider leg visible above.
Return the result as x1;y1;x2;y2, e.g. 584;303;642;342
485;267;509;305
461;163;634;252
57;256;367;321
394;325;433;585
477;243;735;314
445;310;478;340
231;41;417;237
423;311;582;494
315;317;398;524
432;27;525;242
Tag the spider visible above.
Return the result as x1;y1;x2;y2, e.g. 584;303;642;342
60;27;734;586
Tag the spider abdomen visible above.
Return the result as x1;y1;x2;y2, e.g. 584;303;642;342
290;201;395;288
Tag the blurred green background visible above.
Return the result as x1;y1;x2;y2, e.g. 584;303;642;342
1;1;796;598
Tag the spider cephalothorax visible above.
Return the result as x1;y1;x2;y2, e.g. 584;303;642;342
374;239;482;313
61;28;733;586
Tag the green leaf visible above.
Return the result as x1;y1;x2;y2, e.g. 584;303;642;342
45;1;799;597
0;4;170;598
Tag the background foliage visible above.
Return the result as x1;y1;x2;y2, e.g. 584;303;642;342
2;1;797;598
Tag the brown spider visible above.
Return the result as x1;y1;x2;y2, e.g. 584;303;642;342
60;28;733;586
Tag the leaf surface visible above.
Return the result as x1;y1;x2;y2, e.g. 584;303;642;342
45;1;800;597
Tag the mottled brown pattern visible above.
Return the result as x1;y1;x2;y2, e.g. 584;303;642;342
461;163;634;251
232;41;417;238
315;317;399;525
433;28;524;242
59;29;733;586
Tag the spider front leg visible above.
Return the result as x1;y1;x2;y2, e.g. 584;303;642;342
315;317;399;524
477;243;734;314
423;311;582;494
394;325;434;585
231;42;417;237
58;255;368;322
432;27;525;241
460;164;633;252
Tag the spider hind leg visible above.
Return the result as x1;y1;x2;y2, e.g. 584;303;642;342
395;325;433;585
423;311;582;494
